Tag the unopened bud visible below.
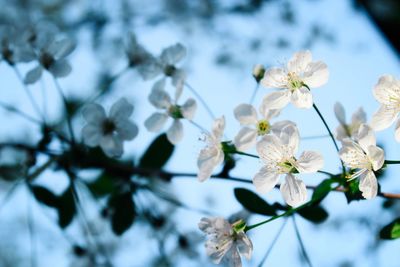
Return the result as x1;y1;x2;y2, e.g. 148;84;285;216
252;64;265;83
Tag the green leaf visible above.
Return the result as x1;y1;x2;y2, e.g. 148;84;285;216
109;192;136;235
87;172;115;197
31;185;58;208
297;205;328;224
139;134;174;169
311;179;336;204
234;188;277;216
380;218;400;239
57;187;76;228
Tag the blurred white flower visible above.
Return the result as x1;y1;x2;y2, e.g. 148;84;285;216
339;124;384;199
0;25;35;65
233;103;295;151
334;102;366;141
370;75;400;141
82;98;138;157
124;32;160;80
144;79;197;144
254;124;324;207
24;35;75;84
143;43;187;87
197;116;225;182
198;217;252;267
261;50;329;109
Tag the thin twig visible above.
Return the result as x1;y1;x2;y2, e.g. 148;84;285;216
185;82;216;120
292;216;313;267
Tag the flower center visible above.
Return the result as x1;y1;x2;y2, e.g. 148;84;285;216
164;64;176;77
40;52;55;69
287;72;304;91
277;157;297;174
102;119;116;135
168;105;183;119
257;120;271;136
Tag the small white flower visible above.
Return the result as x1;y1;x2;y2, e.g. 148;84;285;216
124;32;160;80
334;102;366;141
197;116;225;182
82;98;138;158
198;217;253;267
144;79;197;144
143;43;187;87
254;124;324;207
370;75;400;142
24;34;75;84
0;25;35;65
261;50;329;109
233;103;295;151
339;124;385;199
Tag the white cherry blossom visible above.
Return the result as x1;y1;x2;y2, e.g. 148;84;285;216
233;103;295;151
254;124;324;207
0;25;35;65
142;43;187;87
334;102;366;141
370;75;400;141
197;116;225;182
261;50;329;109
82;98;138;158
24;34;75;84
198;217;252;267
144;79;197;144
339;124;385;199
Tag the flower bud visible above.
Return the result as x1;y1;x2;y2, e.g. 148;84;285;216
252;64;265;83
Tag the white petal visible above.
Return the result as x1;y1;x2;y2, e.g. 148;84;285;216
160;43;186;65
148;79;171;109
280;174;307;207
47;38;75;59
370;105;398;131
233;104;258;125
144;113;168;132
236;233;253;260
256;135;284;164
82;103;106;124
334;102;346;125
171;68;186;88
234;127;258;152
137;59;163;80
302;61;329;88
279;124;299;155
260;67;287;88
262;90;291;110
181;98;197;120
252;166;280;194
351;107;366;125
356;124;376;151
167;120;183;144
48;59;72;78
259;102;281;121
335;126;348;141
339;140;368;169
287;50;312;73
359;171;378;199
270;120;296;136
24;65;43;84
367;145;385;171
197;146;224;182
100;135;123;158
109;98;134;120
223;247;242;267
395;120;400;142
82;124;102;147
296;151;324;173
212;116;225;140
290;87;313;109
372;75;400;105
115;119;138;141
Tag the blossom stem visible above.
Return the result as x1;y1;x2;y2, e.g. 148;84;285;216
185;82;216;120
53;78;76;144
292;216;313;267
13;67;45;123
233;151;259;158
249;83;259;104
384;160;400;164
0;100;42;124
245;202;309;231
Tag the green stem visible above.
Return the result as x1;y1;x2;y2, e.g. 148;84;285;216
185;82;216;120
385;160;400;164
233;150;259;159
245;202;309;232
